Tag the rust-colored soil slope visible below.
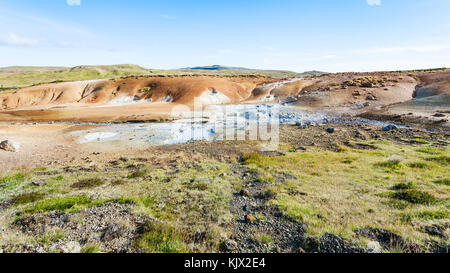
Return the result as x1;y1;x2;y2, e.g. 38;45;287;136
360;71;450;127
0;76;282;122
0;76;275;110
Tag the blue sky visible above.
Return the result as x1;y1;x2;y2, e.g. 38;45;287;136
0;0;449;72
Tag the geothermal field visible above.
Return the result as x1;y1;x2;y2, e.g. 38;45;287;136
0;65;448;254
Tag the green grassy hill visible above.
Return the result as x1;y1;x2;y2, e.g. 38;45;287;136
0;64;305;88
0;64;152;88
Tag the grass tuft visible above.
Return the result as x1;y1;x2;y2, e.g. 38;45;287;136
254;233;273;245
392;182;416;191
240;153;263;165
81;243;102;253
426;156;450;166
375;159;404;171
12;192;46;205
127;169;147;179
433;178;450;186
135;221;186;253
0;172;30;190
71;178;104;189
23;196;92;213
416;210;449;220
407;162;429;169
392;190;438;205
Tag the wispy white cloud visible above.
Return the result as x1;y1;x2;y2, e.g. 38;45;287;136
366;0;381;6
160;14;176;20
0;33;39;47
322;54;337;60
66;0;81;6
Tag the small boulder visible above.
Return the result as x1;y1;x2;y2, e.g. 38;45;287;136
0;140;20;152
326;128;336;134
366;95;377;101
220;239;238;252
245;213;257;224
382;125;398;132
60;241;81;253
355;130;367;140
367;241;382;253
240;189;251;197
32;179;47;187
433;113;446;118
297;146;307;151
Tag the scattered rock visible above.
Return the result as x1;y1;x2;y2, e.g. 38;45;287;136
433;113;446;118
355;130;367;140
220;239;238;252
0;140;20;152
32;179;47;187
326;128;336;134
59;241;81;253
319;233;364;253
354;227;420;252
367;241;382;253
366;95;377;101
240;189;251;197
101;224;123;242
382;125;398;132
423;225;448;238
296;146;307;151
245;214;257;224
296;121;307;129
361;82;375;88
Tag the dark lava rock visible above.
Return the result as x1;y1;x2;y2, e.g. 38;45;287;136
382;124;398;132
240;189;251;197
433;113;446;118
366;95;377;101
326;128;336;134
354;227;421;252
101;224;124;242
318;233;364;253
297;146;307;151
220;239;238;252
423;225;448;238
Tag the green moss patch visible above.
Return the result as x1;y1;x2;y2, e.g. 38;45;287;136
127;169;147;179
12;192;46;205
71;178;104;189
392;190;438;205
392;182;416;191
433;178;450;186
23;196;92;213
134;221;186;253
375;159;404;172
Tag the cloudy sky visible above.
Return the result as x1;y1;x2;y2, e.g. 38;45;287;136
0;0;449;72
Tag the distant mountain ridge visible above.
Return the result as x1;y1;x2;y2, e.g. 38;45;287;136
182;65;328;77
181;65;251;71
